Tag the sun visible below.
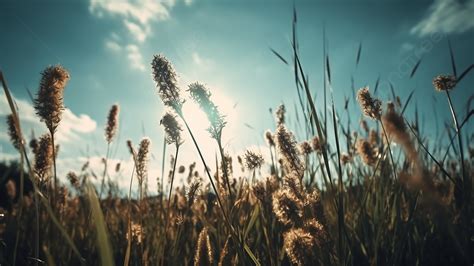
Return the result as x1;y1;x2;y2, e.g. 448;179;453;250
181;87;238;151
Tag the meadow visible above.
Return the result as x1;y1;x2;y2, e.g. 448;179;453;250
0;12;473;266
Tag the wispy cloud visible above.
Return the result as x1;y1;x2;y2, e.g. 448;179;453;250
0;91;97;143
126;44;146;71
90;0;180;72
411;0;474;36
105;39;122;52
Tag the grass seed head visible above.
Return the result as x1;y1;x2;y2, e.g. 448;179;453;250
357;87;382;120
433;74;457;91
151;54;184;113
34;65;70;133
105;104;120;143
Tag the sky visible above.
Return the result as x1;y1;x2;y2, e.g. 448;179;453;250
0;0;473;195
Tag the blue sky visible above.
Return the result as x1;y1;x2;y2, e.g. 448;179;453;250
1;0;473;193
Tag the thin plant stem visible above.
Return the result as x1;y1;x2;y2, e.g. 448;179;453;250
99;143;110;198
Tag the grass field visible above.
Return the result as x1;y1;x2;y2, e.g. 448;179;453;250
0;10;473;266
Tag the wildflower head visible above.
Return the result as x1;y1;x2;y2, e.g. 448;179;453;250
105;104;120;143
357;87;381;120
160;112;183;146
34;65;70;133
187;82;226;140
151;54;184;113
433;74;457;91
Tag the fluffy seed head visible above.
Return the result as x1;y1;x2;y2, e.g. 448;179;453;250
136;138;151;184
34;65;70;133
357;87;381;120
34;134;53;181
244;150;264;170
187;82;226;140
284;228;317;266
356;139;377;166
151;54;184;112
276;125;304;174
105;104;120;143
299;141;313;155
275;104;286;125
6;114;23;151
160;112;183;146
433;74;457;91
67;171;80;189
272;188;304;226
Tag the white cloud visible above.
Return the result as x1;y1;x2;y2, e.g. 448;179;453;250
105;39;122;52
90;0;176;42
411;0;474;36
0;91;97;144
126;45;146;71
124;20;148;43
90;0;181;72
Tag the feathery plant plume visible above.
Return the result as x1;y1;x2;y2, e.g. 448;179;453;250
433;74;457;91
135;138;151;186
244;150;264;170
275;104;286;125
272;188;304;226
105;104;120;143
264;130;275;146
34;134;53;182
187;82;226;140
357;87;382;120
194;227;214;266
6;114;23;151
356;138;377;166
275;124;304;175
283;228;318;266
34;65;70;133
160;112;183;146
151;54;184;113
299;141;313;155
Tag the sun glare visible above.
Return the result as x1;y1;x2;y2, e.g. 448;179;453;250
182;87;238;149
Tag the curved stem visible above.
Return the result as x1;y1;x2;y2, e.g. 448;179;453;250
99;143;110;198
217;139;233;201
